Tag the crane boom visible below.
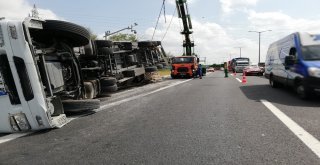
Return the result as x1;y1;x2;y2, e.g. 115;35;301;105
176;0;194;56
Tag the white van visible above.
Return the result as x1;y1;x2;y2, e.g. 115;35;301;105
265;32;320;98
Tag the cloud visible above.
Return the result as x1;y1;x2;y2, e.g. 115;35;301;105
220;0;258;14
248;11;320;34
0;0;60;20
143;15;259;64
143;10;320;64
246;10;320;62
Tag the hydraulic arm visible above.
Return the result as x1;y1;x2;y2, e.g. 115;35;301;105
176;0;194;56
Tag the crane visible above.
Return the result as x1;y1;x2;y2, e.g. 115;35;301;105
176;0;195;56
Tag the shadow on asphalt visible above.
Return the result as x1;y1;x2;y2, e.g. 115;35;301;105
240;84;320;107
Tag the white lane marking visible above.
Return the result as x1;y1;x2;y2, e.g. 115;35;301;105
236;78;242;83
95;79;192;112
0;133;32;144
261;99;320;158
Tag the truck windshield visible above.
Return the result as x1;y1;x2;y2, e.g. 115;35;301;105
301;45;320;61
172;57;194;64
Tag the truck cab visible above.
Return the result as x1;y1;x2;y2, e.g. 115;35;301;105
0;17;99;133
171;56;198;78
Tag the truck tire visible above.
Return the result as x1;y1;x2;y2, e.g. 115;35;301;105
160;62;168;67
95;40;113;48
101;84;118;93
62;99;100;112
98;47;114;55
145;66;158;72
156;64;164;69
101;77;117;86
138;41;154;47
40;20;90;47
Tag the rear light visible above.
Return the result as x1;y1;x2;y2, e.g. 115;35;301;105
191;65;194;70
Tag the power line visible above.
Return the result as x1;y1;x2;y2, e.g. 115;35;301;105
151;0;166;41
161;8;176;41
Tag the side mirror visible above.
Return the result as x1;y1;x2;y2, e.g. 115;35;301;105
285;55;295;70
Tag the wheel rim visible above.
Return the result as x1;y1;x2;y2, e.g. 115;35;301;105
297;85;306;98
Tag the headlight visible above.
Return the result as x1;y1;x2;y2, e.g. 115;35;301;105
308;67;320;78
9;113;31;131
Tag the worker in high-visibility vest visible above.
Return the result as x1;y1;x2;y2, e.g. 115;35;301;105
198;64;203;79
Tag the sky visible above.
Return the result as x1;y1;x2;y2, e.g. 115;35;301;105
1;0;320;64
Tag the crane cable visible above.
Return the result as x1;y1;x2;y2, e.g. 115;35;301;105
161;8;176;41
151;0;166;41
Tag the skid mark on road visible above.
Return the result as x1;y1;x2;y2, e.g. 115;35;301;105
261;99;320;158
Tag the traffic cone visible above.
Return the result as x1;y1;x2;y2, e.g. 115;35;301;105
242;72;247;84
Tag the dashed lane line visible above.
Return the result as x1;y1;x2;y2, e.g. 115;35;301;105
236;78;242;83
261;99;320;158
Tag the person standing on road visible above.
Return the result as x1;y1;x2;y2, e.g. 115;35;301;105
198;64;203;79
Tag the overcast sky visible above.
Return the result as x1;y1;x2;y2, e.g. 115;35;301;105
1;0;320;64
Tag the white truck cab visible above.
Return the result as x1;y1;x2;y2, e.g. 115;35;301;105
0;17;99;133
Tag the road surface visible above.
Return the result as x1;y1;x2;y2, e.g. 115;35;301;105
0;72;319;164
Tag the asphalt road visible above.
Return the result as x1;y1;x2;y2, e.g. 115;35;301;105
0;72;320;164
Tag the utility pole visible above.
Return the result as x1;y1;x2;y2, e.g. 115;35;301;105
104;23;138;40
234;47;242;58
248;30;272;64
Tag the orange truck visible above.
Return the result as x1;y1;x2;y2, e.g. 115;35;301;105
171;56;199;78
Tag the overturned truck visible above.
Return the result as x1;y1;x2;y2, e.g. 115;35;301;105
0;18;168;133
0;18;106;132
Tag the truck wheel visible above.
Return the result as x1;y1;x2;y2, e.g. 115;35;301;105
138;41;154;47
156;64;164;69
101;77;117;86
84;82;95;99
62;99;100;112
95;40;113;48
145;66;158;72
102;84;118;93
39;20;90;47
160;62;168;67
269;76;279;88
98;47;114;55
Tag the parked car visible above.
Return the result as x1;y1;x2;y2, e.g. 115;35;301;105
243;65;264;76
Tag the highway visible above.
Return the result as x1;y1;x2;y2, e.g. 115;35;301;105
0;72;320;164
